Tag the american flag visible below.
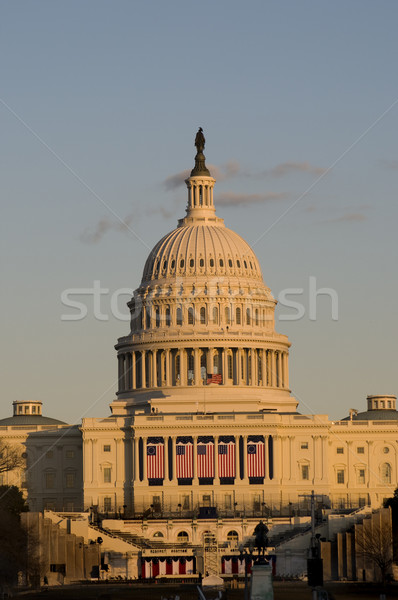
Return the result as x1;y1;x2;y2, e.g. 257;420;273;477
207;373;222;385
197;440;214;479
218;440;236;478
247;439;265;478
146;440;164;479
176;439;193;479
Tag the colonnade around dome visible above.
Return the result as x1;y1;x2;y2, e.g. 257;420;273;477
117;347;289;392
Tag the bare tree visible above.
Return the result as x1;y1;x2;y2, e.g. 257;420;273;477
355;519;393;585
0;440;24;474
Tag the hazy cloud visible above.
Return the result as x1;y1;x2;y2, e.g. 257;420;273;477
380;159;398;170
163;169;191;190
80;199;181;244
216;191;287;207
323;212;367;224
163;159;325;190
270;162;327;177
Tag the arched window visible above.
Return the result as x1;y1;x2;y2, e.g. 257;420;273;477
155;308;160;328
180;259;185;269
237;259;241;268
188;307;194;325
200;258;204;267
219;258;224;267
153;531;164;538
246;308;251;325
381;463;392;484
228;259;233;267
209;258;214;268
227;530;239;543
212;306;218;324
146;308;151;329
200;307;206;324
190;258;194;268
177;531;189;542
225;306;231;325
165;306;171;326
177;307;183;326
236;307;241;325
255;309;259;326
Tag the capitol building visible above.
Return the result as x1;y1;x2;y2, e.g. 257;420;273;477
1;131;397;579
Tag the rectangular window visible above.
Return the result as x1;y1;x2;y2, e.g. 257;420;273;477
337;470;345;484
224;494;232;510
66;473;75;488
357;447;365;454
46;451;53;459
103;467;112;483
300;442;309;450
103;445;111;452
45;500;56;510
45;473;55;489
46;473;55;490
66;450;75;459
202;495;211;507
253;494;261;511
336;447;344;454
152;495;161;511
301;465;309;480
65;502;74;512
32;406;36;414
357;469;365;484
104;497;112;512
182;495;190;510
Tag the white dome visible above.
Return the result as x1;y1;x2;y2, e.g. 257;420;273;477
141;222;263;285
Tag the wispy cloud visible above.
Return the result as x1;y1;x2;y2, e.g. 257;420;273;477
216;191;287;207
270;162;327;177
80;199;181;243
323;212;367;224
163;159;326;189
380;159;398;170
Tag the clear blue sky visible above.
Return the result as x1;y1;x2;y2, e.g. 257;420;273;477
2;1;398;423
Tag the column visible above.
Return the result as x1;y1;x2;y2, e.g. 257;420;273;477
142;436;147;481
261;350;267;386
250;349;256;386
284;352;289;388
92;439;99;486
141;350;146;389
115;438;124;486
180;349;187;386
131;351;136;390
194;348;201;386
165;349;171;386
273;435;283;484
192;437;198;483
235;348;242;385
271;351;277;387
214;435;219;481
288;436;296;482
118;355;124;392
207;347;213;375
222;348;228;385
134;437;139;482
264;435;269;480
83;436;93;484
313;436;321;483
159;350;165;386
152;349;157;388
242;434;248;483
169;436;176;483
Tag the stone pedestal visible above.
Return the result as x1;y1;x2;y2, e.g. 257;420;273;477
250;562;274;600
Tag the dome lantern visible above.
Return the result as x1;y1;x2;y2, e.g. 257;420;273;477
184;128;217;221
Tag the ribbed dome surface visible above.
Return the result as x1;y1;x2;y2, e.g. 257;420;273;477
141;223;263;284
